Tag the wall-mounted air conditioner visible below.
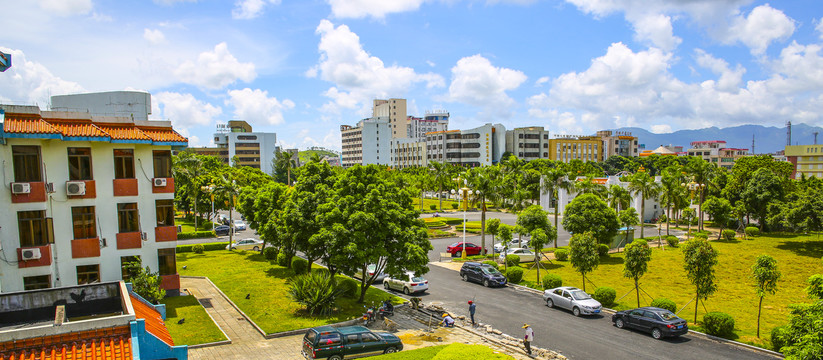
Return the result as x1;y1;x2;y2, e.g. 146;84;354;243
21;248;42;260
154;178;167;187
66;181;86;196
11;182;31;194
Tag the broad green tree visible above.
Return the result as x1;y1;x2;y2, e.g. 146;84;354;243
124;261;166;304
517;205;553;235
618;208;640;248
237;181;289;253
681;238;718;323
623;239;652;307
741;168;785;231
486;218;501;250
285;161;336;273
607;184;632;213
574;175;606;197
273;149;297;185
626;171;661;239
569;231;600;292
778;273;823;358
702;196;732;239
685;157;716;232
529;228;551;284
751;255;781;338
498;225;513;274
563;193;619;245
540;167;573;247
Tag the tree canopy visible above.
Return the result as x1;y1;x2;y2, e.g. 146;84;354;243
563;193;619;244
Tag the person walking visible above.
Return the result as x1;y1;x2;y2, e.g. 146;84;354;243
523;323;534;356
468;300;476;326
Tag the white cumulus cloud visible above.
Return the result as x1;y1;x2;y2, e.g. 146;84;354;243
153;92;222;128
175;42;257;89
694;49;745;92
226;88;295;125
232;0;280;19
650;124;672;134
632;14;680;52
447;54;526;114
37;0;92;16
143;29;167;44
0;47;85;106
327;0;426;19
725;4;795;55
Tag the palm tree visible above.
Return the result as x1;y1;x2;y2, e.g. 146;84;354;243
627;171;661;239
606;184;631;212
214;176;241;245
500;155;525;210
540;167;573;248
430;161;452;211
685;157;717;232
274;149;297;186
575;175;606;197
466;166;502;253
658;166;685;236
173;152;203;228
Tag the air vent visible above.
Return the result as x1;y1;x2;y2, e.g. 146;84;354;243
21;248;42;260
11;182;31;194
66;181;86;196
154;178;167;187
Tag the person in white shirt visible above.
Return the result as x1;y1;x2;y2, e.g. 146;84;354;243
523;323;534;356
441;313;455;327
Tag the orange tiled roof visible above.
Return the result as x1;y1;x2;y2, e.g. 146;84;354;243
129;294;174;347
2;116;61;135
0;326;132;360
96;124;152;141
48;120;110;138
138;127;187;144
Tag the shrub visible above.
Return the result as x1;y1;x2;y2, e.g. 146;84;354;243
263;246;277;260
288;272;344;315
482;260;498;268
593;287;616;307
192;244;204;254
542;274;562;289
598;244;610;256
650;298;677;313
745;226;760;237
666;235;679;247
291;257;309;274
335;276;359;298
506;267;524;283
176;242;229;253
694;233;708;240
430;204;437;210
505;254;521;267
177;231;216;240
451;203;459;209
443;218;464;225
276;252;291;267
554;248;569;261
722;229;736;240
703;312;735;338
770;325;789;352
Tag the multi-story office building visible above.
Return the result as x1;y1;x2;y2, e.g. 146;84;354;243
687;140;749;169
597;130;639;158
426;123;506;167
340;117;391;168
190;120;278;174
408;110;449;140
785;144;823;179
548;135;602;163
390;138;427;169
506;127;550;160
0;99;186;294
373;99;407;139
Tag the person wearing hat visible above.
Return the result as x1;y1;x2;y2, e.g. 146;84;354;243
468;300;476;326
523;323;534;356
440;313;455;327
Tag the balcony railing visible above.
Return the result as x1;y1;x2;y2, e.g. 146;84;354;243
113;178;138;196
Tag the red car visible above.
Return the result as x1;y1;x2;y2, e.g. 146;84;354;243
446;242;486;257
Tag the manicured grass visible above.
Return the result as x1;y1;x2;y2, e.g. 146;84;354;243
412;198;459;212
175;216;218;233
515;234;823;348
372;343;514;359
428;229;453;238
177;250;402;334
161;295;227;345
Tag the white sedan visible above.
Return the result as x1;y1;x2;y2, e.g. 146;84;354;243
493;238;529;252
225;238;263;251
233;219;246;231
543;286;602;316
383;272;429;295
498;248;536;263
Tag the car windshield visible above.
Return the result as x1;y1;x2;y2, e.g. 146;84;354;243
658;311;678;321
570;290;592;300
450;243;460;247
411;276;425;282
481;266;501;275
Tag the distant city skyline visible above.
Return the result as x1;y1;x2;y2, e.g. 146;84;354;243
2;1;822;151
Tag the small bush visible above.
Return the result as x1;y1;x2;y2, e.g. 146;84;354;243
650;298;676;313
177;231;216;240
745;226;760;237
554;248;569;261
482;260;498;268
335;276;359;298
193;244;204;254
443;218;464;225
288;272;343;315
176;242;228;253
770;325;789;352
277;252;291;267
291;257;309;274
666;235;679;247
703;312;735;338
505;254;521;267
430;204;437;210
506;267;524;283
542;274;562;289
694;233;708;240
722;229;736;240
598;244;610;256
593;287;616;307
263;246;277;260
451;203;459;209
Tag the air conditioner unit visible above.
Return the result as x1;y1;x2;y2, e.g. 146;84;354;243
11;182;31;194
66;181;86;196
21;248;41;261
154;178;167;187
46;182;55;193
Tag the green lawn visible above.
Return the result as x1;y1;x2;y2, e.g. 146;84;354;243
372;343;514;359
175;216;219;233
177;250;402;334
161;295;227;345
515;233;823;348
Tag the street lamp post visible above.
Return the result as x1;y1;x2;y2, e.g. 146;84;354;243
451;179;478;259
680;180;705;240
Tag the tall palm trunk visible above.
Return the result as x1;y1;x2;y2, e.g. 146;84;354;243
757;296;763;337
554;193;560;248
438;184;443;211
666;205;671;236
640;197;646;239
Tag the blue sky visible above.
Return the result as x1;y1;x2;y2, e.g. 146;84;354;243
2;0;823;151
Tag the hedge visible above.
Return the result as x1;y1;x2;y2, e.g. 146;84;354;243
703;312;735;337
598;244;610;256
542;274;562;289
506;267;523;283
593;287;616;307
650;298;676;313
721;229;736;240
745;226;760;237
505;255;520;267
665;235;679;247
335;276;359;298
263;247;277;260
292;257;309;274
193;244;204;254
177;231;216;240
177;242;229;253
554;248;569;261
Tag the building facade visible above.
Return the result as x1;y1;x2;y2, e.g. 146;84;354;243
785;144;823;179
548;136;602;163
373;99;407;139
0;103;186;294
190;120;278;174
390;138;427;169
505;127;550;161
408;110;449;140
340;117;391;168
687;140;749;169
426;123;506;167
597;130;639;158
540;175;662;223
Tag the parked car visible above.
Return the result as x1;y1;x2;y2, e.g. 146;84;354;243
445;242;486;257
215;225;232;236
459;262;507;287
498;248;536;263
233;219;246;231
225;238;264;251
543;286;602;316
302;325;402;359
383;272;429;295
352;264;387;283
612;306;688;339
493;238;529;253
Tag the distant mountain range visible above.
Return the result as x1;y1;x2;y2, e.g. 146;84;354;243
615;123;823;154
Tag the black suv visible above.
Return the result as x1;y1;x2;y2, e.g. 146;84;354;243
459;262;507;287
302;325;403;359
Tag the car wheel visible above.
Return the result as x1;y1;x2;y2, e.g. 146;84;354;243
230;247;235;250
384;282;390;290
455;251;462;258
615;318;625;329
329;355;343;360
461;274;468;282
652;328;663;340
546;298;554;308
253;246;259;251
403;287;410;295
573;307;581;317
483;279;490;287
384;347;397;354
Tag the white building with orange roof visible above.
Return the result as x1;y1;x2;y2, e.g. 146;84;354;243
0;91;187;294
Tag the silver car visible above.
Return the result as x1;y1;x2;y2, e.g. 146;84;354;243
542;286;602;316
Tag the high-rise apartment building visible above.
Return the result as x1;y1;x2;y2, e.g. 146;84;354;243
390;137;427;169
597;130;639;158
785;144;823;179
373;99;407;138
340;117;391;168
426;123;506;167
506;127;550;161
408;110;449;140
548;136;602;163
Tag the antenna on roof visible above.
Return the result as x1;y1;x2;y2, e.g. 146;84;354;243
787;121;792;147
815;132;819;145
752;134;755;155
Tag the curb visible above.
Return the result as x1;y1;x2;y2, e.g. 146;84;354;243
187;339;232;349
